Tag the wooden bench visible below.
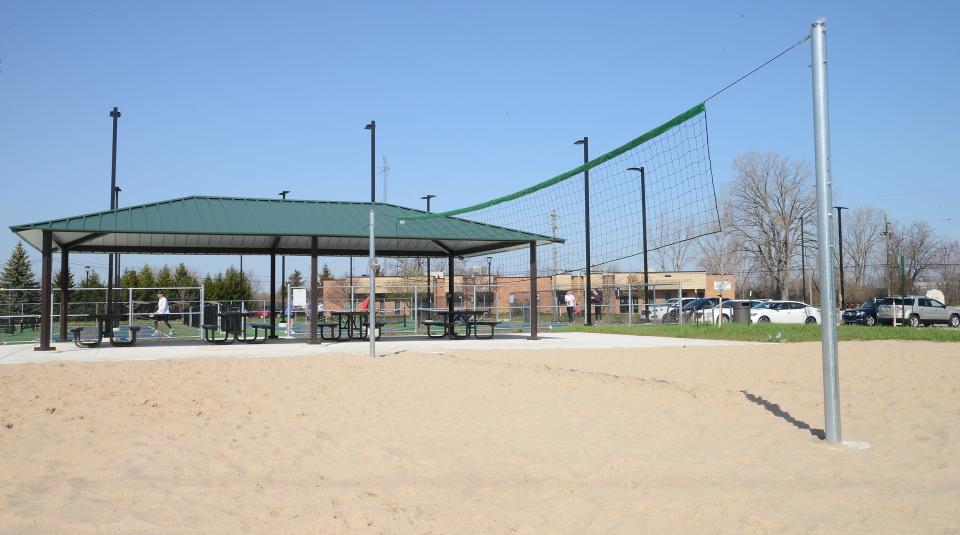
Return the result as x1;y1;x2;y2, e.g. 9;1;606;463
109;325;141;347
202;323;233;344
422;319;447;338
71;326;102;348
469;319;501;339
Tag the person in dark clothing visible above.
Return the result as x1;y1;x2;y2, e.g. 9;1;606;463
591;288;603;323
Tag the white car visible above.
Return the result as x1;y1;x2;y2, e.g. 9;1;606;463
750;301;821;324
648;297;698;322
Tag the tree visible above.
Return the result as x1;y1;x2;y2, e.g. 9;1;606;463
287;269;304;288
899;221;940;293
53;267;76;290
1;242;38;307
155;264;175;288
319;263;333;281
727;152;815;300
843;207;886;287
173;263;199;287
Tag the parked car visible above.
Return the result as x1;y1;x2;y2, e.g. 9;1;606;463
876;296;960;327
649;297;698;322
750;301;821;324
681;297;720;323
709;299;764;323
842;298;882;326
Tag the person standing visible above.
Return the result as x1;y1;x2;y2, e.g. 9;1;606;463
564;290;576;323
591;288;603;324
154;291;173;334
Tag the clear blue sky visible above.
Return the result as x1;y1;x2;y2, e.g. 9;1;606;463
2;1;957;288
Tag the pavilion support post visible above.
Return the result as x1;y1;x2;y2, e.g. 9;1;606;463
309;237;319;344
447;254;455;336
528;241;539;340
59;248;69;343
269;252;278;338
35;230;55;351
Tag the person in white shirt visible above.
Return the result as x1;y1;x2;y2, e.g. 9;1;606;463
154;291;172;333
564;291;576;323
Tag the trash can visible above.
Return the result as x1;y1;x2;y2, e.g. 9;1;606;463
733;301;752;324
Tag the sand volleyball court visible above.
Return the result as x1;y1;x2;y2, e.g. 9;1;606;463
0;337;957;533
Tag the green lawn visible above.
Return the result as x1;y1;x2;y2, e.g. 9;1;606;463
554;322;960;343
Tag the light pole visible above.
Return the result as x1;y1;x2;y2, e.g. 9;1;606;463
364;120;376;356
421;194;436;311
106;107;121;318
626;167;649;320
113;186;121;287
278;190;290;312
574;137;592;325
834;206;849;308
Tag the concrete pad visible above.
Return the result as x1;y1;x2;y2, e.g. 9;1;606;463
0;332;754;365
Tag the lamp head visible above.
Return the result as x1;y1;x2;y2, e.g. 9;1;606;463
574;138;585;145
626;167;643;172
364;121;375;130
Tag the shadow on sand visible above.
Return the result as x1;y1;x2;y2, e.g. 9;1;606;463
740;390;825;440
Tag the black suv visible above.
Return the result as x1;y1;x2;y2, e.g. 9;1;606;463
842;298;881;326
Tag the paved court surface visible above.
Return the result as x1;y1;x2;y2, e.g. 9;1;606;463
0;332;754;365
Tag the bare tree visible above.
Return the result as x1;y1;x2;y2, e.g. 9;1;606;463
899;221;940;291
936;240;960;304
843;206;886;286
654;218;694;272
727;152;816;299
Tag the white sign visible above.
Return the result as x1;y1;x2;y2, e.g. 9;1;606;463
293;288;307;308
713;280;731;291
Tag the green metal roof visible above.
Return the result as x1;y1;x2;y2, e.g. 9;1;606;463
10;196;561;257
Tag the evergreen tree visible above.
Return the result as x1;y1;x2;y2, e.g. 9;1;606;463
203;274;219;301
174;263;199;287
1;242;38;306
320;263;333;280
119;268;139;288
288;269;304;288
53;267;76;289
156;264;175;288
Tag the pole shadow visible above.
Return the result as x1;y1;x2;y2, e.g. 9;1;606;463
740;390;826;440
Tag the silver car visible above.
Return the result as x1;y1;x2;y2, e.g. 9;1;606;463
876;296;960;328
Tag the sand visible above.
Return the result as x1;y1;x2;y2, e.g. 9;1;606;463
0;340;958;534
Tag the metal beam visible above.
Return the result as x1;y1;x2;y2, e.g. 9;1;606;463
35;231;55;351
309;236;319;344
61;233;109;250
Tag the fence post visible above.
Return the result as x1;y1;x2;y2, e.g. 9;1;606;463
413;287;419;335
128;288;133;326
678;283;683;325
198;285;205;338
628;284;633;325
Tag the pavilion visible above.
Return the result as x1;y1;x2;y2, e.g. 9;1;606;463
10;196;561;351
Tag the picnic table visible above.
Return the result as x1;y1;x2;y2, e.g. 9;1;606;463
423;309;501;339
202;310;269;344
323;311;383;341
72;313;142;348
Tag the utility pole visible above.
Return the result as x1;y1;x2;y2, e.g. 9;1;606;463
364;120;377;357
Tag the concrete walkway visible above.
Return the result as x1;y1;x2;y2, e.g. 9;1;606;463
0;332;754;365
